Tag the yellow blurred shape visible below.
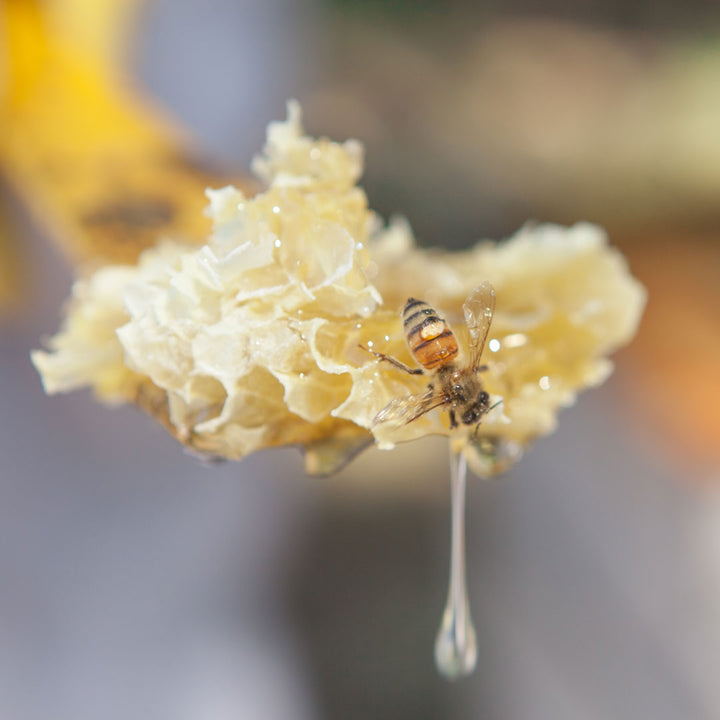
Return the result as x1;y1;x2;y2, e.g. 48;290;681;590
0;0;251;275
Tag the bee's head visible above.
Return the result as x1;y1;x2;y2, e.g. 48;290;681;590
460;391;490;426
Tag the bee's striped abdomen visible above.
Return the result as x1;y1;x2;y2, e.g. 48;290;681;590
402;298;459;370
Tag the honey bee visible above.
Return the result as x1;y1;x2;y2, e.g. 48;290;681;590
364;282;497;429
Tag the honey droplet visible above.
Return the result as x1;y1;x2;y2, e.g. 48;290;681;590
434;449;478;680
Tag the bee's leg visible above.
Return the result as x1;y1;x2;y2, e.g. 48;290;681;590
449;409;458;429
358;345;424;375
488;399;503;412
477;364;489;373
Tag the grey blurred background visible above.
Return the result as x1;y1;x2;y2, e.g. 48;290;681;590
2;0;720;718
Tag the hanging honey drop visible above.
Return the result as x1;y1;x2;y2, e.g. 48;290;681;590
434;449;478;680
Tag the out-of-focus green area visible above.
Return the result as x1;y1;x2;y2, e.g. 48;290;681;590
309;7;720;243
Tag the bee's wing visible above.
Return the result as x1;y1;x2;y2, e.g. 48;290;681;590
463;281;495;370
373;387;449;426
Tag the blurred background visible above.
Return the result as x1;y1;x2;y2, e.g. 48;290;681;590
1;0;720;718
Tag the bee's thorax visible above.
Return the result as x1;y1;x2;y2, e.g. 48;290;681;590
438;366;489;425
